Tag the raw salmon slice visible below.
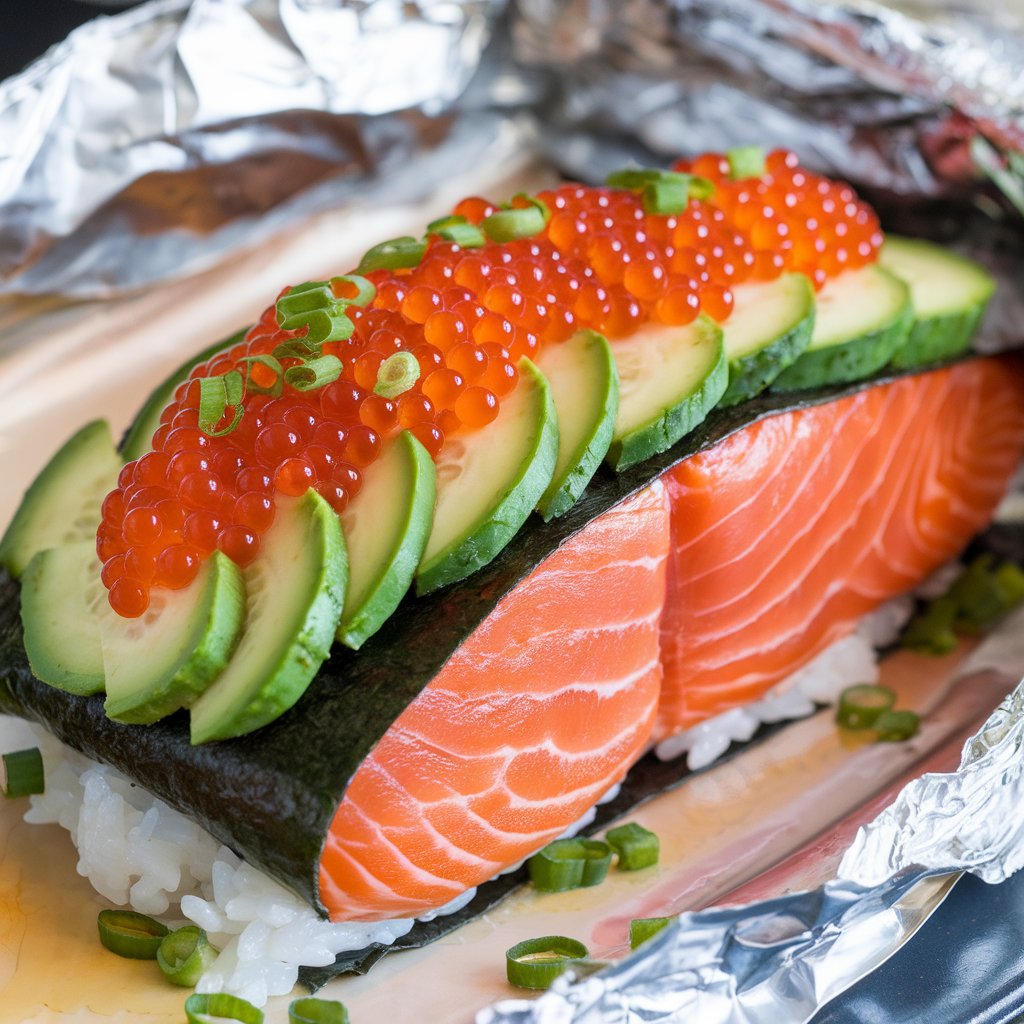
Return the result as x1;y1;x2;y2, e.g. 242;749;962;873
319;482;670;921
657;357;1024;737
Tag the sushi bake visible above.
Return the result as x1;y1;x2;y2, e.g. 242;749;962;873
1;148;1022;986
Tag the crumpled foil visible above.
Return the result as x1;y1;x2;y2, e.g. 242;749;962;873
4;0;1024;297
477;610;1024;1023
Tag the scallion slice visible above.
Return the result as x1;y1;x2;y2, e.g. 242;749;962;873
629;915;674;949
426;215;486;248
289;997;350;1024
1;747;44;798
97;909;169;959
276;282;337;323
606;167;671;189
836;684;897;730
950;555;1014;633
607;166;714;206
358;236;427;273
374;351;421;398
606;822;660;871
284;355;344;393
330;273;376;307
184;993;263;1024
528;837;613;892
727;145;767;180
241;355;284;397
874;709;920;743
643;178;689;215
505;935;589;990
198;372;245;437
157;926;219;987
902;595;958;655
482;198;550;242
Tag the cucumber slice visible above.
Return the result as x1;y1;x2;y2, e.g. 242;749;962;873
20;542;107;696
189;490;347;744
120;329;247;461
0;420;123;578
719;273;815;405
535;330;619;521
880;236;995;369
416;358;558;595
338;431;436;650
606;315;727;470
102;551;247;724
771;265;912;392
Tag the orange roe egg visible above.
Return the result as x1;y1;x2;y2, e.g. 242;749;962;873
109;578;149;617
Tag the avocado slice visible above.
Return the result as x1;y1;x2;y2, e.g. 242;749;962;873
880;236;995;369
339;431;436;650
189;490;347;744
416;357;558;595
0;419;123;578
535;329;619;521
606;315;727;470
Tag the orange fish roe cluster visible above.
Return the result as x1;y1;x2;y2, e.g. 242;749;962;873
97;149;881;618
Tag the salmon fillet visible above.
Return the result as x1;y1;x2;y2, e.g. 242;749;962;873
319;482;671;920
657;358;1024;736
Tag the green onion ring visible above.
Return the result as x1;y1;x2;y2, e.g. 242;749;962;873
284;354;344;393
629;916;674;949
1;747;44;798
240;355;284;397
184;993;264;1024
643;178;689;215
482;199;550;243
901;594;959;655
276;282;336;324
727;145;767;180
874;709;921;743
836;684;897;730
374;351;421;398
505;935;589;990
358;236;427;273
288;996;350;1024
157;926;219;987
527;837;613;892
197;372;245;437
606;822;660;871
330;274;376;308
96;909;169;959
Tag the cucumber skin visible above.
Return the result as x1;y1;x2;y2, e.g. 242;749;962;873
719;277;816;407
416;358;559;596
0;420;122;578
339;432;436;650
771;290;914;393
120;329;248;461
104;552;247;725
890;303;987;370
538;331;620;522
20;546;105;696
189;491;348;744
607;328;728;471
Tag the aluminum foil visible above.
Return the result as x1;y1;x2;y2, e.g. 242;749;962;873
477;610;1024;1023
4;0;1024;298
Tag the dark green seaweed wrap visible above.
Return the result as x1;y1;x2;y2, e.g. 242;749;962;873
0;363;965;918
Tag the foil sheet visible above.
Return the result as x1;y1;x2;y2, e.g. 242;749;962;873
477;610;1024;1023
4;0;1024;297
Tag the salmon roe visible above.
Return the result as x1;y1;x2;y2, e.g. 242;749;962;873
100;149;881;616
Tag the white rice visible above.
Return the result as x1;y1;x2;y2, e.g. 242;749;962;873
8;575;950;1004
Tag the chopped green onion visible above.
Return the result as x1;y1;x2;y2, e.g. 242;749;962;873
198;372;245;437
276;282;336;322
727;145;767;180
273;337;320;361
157;926;219;987
606;822;660;871
950;555;1014;633
330;274;376;307
358;236;427;273
902;594;958;655
426;214;486;248
643;178;689;215
528;837;613;892
482;198;550;242
836;684;897;730
505;935;589;990
240;355;284;397
293;307;354;346
629;915;674;949
97;909;169;959
284;354;344;393
995;560;1024;607
873;709;921;743
289;997;350;1024
1;747;44;798
184;993;264;1024
606;167;672;189
374;351;421;398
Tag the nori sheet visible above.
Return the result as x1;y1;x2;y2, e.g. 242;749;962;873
0;358;1003;927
